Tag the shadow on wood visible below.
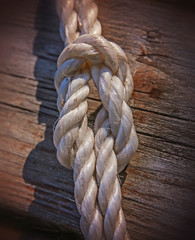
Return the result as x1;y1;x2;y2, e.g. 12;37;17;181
22;0;82;238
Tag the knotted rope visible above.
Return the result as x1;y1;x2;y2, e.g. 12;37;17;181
54;1;138;239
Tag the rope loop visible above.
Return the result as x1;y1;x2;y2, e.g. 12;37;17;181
53;33;138;240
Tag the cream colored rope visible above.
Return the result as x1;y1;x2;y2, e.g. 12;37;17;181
56;0;101;45
54;1;138;239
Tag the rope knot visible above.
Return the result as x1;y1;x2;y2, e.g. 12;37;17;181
54;33;138;173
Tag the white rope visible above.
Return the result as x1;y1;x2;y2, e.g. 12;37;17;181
54;1;138;239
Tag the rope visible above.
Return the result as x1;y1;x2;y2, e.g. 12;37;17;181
56;0;101;45
54;1;138;239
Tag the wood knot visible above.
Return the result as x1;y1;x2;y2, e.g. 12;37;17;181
149;87;162;99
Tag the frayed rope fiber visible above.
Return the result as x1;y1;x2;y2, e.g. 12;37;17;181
53;0;138;239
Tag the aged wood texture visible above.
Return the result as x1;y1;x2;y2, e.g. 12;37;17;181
0;0;195;239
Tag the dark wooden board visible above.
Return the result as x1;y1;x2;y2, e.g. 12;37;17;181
0;0;195;239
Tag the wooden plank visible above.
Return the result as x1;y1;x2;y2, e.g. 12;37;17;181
0;0;194;239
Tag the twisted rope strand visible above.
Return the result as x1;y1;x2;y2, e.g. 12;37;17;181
54;69;103;239
54;1;138;239
56;0;101;46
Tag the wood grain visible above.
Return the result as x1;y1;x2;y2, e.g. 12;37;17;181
0;0;194;239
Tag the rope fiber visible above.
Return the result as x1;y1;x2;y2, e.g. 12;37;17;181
54;1;138;239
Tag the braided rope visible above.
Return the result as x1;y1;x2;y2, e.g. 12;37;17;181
54;1;138;239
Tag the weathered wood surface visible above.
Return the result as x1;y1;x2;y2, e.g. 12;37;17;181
0;0;195;239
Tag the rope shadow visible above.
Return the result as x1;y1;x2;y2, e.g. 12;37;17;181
22;0;82;239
